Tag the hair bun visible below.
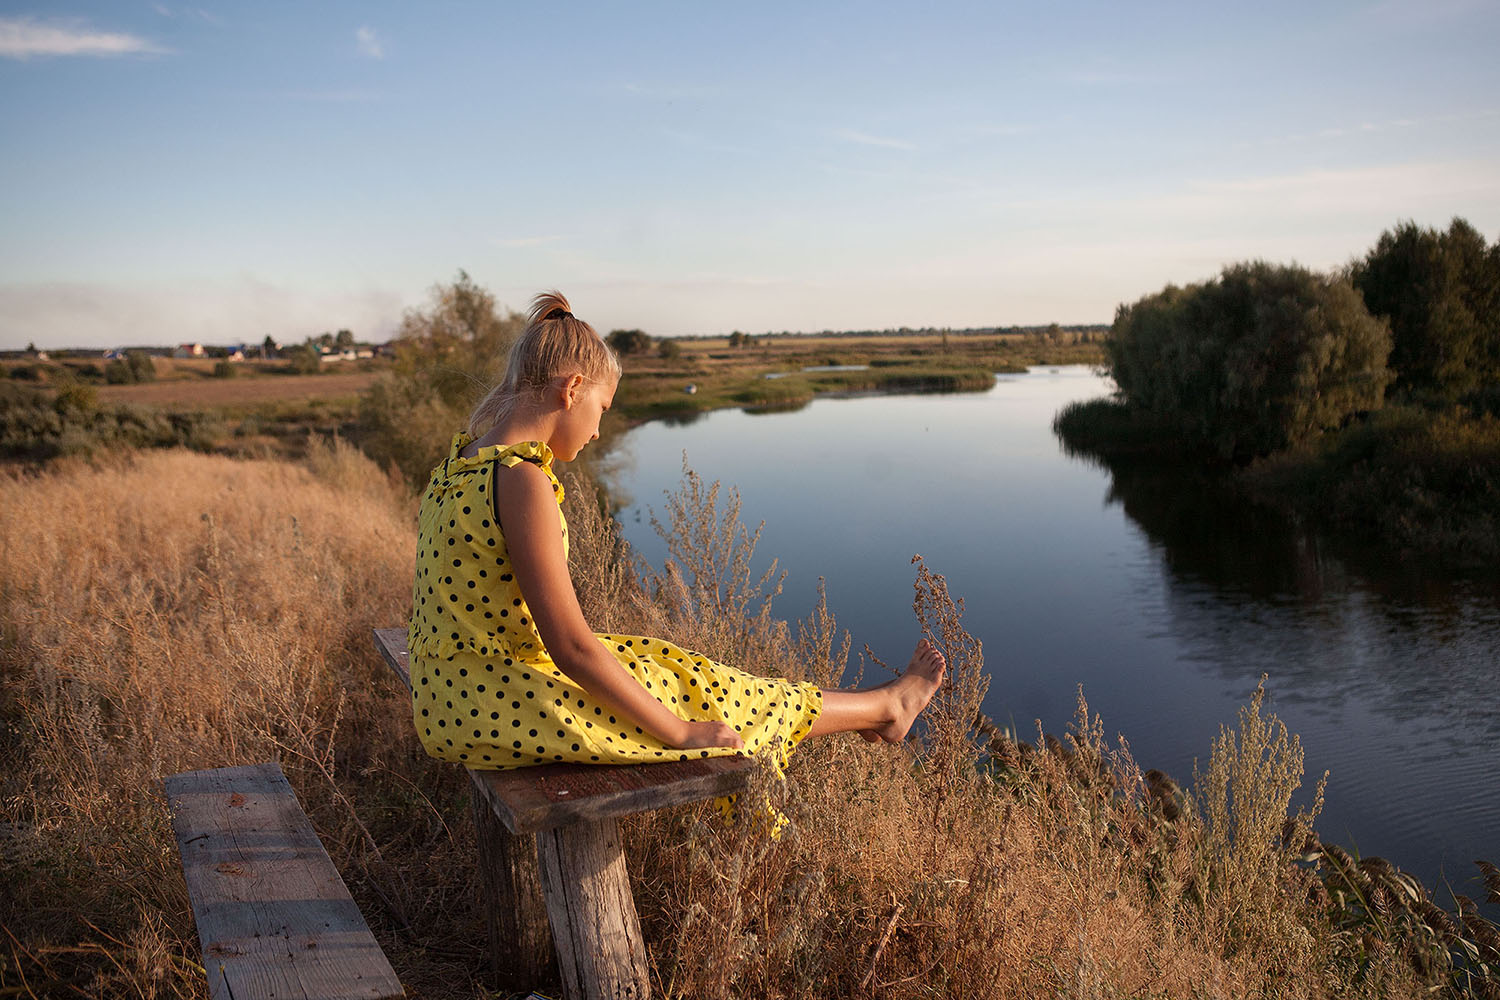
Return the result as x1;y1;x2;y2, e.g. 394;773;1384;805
528;290;573;326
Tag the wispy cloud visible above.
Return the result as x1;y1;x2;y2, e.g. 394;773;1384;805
833;128;916;151
0;16;167;59
491;235;565;249
1236;108;1499;149
355;25;383;59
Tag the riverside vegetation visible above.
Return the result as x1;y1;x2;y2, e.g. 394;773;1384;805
5;268;1500;997
1055;217;1500;565
4;439;1500;998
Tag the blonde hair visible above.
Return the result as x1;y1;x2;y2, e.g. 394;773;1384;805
468;290;621;437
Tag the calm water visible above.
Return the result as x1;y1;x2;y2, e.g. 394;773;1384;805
600;366;1500;902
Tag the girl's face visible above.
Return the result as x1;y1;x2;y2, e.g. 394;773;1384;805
553;374;617;461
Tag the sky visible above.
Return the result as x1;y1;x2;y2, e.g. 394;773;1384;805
2;1;1498;350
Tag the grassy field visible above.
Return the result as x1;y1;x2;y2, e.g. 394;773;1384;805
2;442;1495;998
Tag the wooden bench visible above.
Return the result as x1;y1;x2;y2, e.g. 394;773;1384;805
373;628;754;1000
164;761;404;1000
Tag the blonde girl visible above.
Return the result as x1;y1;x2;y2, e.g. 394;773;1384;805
408;291;944;778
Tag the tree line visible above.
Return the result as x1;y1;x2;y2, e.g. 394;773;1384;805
1096;217;1500;462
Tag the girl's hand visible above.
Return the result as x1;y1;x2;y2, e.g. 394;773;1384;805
673;720;745;751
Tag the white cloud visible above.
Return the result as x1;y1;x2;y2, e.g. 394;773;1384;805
833;128;916;151
355;25;383;59
0;16;166;59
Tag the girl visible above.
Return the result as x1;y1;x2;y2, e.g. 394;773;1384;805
408;291;944;782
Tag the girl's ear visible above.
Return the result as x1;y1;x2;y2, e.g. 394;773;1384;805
561;373;585;409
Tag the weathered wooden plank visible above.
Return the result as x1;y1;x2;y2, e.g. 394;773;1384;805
536;817;650;1000
471;755;754;835
165;762;404;1000
372;628;410;687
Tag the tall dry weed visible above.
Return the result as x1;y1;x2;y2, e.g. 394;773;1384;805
2;448;1486;998
0;448;487;997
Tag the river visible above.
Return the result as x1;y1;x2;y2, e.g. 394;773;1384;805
600;365;1499;905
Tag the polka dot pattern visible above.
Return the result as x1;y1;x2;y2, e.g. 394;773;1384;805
408;432;824;782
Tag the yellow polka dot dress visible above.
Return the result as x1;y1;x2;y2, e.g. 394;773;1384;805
408;432;823;780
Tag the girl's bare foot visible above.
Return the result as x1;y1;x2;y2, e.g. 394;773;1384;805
868;640;946;744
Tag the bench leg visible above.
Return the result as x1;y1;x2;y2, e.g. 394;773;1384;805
536;816;651;1000
471;785;555;989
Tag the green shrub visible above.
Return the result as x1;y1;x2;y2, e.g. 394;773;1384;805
1107;261;1392;461
52;380;98;414
125;350;156;382
213;361;237;379
608;328;652;355
0;382;224;462
1244;406;1500;562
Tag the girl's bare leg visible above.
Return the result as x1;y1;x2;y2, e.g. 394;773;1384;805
807;640;946;744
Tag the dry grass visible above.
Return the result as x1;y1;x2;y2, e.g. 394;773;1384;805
0;443;1490;998
94;371;378;408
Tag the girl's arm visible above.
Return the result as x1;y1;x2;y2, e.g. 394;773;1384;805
494;461;743;752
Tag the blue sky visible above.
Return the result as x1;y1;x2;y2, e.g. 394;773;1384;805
2;1;1498;349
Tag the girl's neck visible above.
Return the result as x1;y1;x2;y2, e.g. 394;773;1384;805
473;410;559;453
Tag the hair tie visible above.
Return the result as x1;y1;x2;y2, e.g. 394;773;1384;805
544;307;572;321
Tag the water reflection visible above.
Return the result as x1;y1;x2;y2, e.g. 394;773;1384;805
1075;442;1500;748
603;367;1499;898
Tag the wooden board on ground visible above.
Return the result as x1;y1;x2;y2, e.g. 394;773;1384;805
165;762;404;1000
372;627;755;835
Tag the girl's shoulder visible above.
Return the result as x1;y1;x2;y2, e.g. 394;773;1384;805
448;431;555;469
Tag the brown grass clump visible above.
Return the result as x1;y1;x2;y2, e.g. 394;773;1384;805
2;443;1495;998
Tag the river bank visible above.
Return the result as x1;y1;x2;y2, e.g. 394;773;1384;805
605;330;1105;425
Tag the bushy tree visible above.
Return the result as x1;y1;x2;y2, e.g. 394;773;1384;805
287;343;321;374
335;328;355;350
1107;262;1392;461
359;271;523;486
607;328;652;355
658;338;682;360
1350;217;1500;401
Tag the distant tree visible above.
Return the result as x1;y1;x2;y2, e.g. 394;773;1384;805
25;342;36;355
263;335;278;359
606;329;652;355
1107;261;1392;461
335;328;355;350
657;338;682;360
359;270;524;486
728;331;745;348
316;331;334;350
1350;217;1500;401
